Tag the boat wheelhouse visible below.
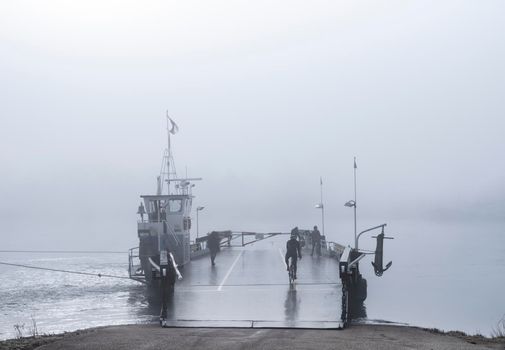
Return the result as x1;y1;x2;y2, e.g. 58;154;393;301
128;115;201;287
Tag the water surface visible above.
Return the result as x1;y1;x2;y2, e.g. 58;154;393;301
0;220;503;339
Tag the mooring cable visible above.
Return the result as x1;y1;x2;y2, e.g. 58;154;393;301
0;250;126;254
0;261;343;289
0;261;131;280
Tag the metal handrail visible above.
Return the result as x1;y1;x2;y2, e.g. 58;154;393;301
356;223;387;250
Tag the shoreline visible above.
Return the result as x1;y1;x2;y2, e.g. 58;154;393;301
1;324;504;350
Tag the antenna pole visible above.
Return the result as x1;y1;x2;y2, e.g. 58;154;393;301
353;157;357;249
166;112;171;194
320;177;325;237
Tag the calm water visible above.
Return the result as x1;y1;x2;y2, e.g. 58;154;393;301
359;219;505;336
0;220;504;340
0;253;151;340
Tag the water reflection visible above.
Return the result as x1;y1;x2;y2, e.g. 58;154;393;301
309;256;323;281
284;287;299;322
209;266;219;286
127;284;177;321
350;299;367;320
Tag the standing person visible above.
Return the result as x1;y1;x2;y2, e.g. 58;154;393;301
291;226;300;240
137;202;146;222
207;231;221;266
285;229;302;279
311;225;321;256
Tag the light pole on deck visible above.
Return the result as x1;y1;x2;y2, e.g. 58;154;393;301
315;177;325;237
345;157;358;249
196;206;205;238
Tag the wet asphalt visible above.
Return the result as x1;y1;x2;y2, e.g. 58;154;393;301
37;324;503;350
158;237;343;328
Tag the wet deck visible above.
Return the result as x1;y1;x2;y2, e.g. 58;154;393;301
161;236;343;328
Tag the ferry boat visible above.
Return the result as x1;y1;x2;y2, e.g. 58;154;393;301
128;115;201;289
126;116;392;327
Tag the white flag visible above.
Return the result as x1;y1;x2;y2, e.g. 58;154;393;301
168;116;179;135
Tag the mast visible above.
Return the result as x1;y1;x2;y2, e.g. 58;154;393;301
353;157;357;249
320;177;325;237
166;111;171;195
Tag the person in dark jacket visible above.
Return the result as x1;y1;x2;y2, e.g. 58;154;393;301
207;231;221;266
285;228;302;279
311;225;321;256
137;202;146;222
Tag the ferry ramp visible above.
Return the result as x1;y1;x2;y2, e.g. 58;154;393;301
158;235;343;328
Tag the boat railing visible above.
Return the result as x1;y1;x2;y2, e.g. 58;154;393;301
327;241;345;258
190;241;206;253
128;247;146;283
137;218;167;224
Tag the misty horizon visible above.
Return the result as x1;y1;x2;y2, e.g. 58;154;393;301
1;1;504;250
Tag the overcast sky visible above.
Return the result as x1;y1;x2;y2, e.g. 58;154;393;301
1;1;504;250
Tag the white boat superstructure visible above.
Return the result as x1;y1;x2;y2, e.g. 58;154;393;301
128;115;201;287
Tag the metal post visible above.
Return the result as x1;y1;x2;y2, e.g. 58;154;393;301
322;206;325;237
320;177;325;237
167;120;171;193
157;200;161;254
353;157;357;249
196;206;204;239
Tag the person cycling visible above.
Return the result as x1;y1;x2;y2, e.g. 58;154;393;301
285;227;302;279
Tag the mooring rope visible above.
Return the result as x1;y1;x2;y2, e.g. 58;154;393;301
0;261;131;280
0;250;126;254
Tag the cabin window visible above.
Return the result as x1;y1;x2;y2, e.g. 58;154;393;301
145;198;183;221
148;201;158;214
147;200;161;222
165;199;183;213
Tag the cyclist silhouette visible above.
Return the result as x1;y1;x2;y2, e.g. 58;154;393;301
285;227;302;279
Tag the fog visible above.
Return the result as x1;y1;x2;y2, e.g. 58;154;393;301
1;1;504;250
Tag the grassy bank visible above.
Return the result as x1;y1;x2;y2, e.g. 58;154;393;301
0;329;94;350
